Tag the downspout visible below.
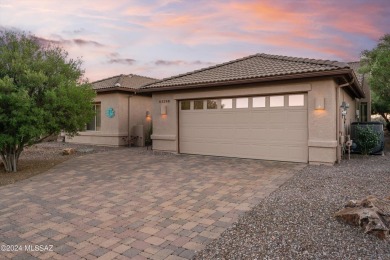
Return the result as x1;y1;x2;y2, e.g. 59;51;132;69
128;95;132;147
336;77;355;163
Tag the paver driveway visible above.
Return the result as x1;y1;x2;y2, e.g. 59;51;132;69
0;149;305;259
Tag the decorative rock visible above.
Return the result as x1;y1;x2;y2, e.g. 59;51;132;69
62;148;76;155
335;195;390;239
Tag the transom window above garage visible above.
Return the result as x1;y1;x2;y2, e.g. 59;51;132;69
207;100;218;109
181;100;191;110
180;94;305;110
236;98;249;108
194;100;204;110
270;95;284;107
288;94;305;106
253;97;266;108
221;99;233;109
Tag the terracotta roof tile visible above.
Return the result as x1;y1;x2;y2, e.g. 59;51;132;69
142;53;351;89
93;74;158;91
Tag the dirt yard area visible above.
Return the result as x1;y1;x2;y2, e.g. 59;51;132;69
0;142;123;187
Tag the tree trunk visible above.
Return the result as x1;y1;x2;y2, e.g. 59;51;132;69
379;112;389;123
0;145;23;173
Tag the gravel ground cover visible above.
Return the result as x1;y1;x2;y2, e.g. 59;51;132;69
0;142;123;186
195;134;390;259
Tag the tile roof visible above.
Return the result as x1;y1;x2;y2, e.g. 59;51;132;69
93;74;158;91
142;53;352;89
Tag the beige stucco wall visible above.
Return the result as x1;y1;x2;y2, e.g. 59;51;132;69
129;95;153;146
151;77;358;164
340;88;357;137
67;92;152;146
307;80;337;164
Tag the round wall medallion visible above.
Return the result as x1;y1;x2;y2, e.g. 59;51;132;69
105;107;115;118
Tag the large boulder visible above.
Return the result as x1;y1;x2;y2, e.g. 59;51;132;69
335;195;390;239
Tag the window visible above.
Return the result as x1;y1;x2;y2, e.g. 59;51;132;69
270;96;284;107
288;94;304;106
221;99;233;109
181;100;190;110
194;100;204;110
253;97;266;108
360;102;368;122
86;103;101;131
236;98;248;108
207;99;217;109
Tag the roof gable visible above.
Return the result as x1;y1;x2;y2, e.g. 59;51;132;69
142;53;351;89
93;74;158;92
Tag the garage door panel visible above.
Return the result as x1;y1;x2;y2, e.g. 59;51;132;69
180;141;237;156
286;110;306;123
179;94;308;163
287;129;308;141
181;127;237;139
268;113;288;123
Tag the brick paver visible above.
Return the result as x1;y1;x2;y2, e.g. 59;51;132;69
0;148;305;259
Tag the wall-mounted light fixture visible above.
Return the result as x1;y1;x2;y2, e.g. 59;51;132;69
341;101;350;109
146;111;151;119
340;101;350;117
161;104;167;115
315;98;325;110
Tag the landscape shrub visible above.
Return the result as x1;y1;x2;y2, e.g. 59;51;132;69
355;125;380;155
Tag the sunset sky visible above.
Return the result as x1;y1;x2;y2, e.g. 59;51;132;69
0;0;389;81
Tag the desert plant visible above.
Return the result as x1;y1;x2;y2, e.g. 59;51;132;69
0;30;95;172
355;125;380;155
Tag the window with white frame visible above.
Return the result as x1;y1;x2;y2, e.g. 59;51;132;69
207;99;218;109
270;96;284;107
236;97;249;108
86;103;101;131
252;97;266;108
288;94;304;106
194;100;204;110
181;100;191;110
221;99;233;109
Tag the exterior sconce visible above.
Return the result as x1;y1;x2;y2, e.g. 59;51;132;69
315;98;325;110
340;101;349;117
145;111;151;119
161;104;167;115
341;101;350;109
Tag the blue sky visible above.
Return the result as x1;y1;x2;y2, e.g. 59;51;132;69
0;0;389;81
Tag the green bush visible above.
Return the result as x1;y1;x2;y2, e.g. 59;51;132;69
356;125;380;155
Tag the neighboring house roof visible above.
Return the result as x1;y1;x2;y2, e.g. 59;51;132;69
347;61;364;84
141;53;364;98
348;61;370;100
93;74;158;92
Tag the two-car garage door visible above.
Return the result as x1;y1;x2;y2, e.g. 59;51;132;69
179;94;308;163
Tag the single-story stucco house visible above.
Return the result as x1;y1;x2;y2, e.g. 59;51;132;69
67;74;157;146
139;53;370;165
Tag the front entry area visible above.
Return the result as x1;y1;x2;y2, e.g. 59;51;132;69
179;94;308;163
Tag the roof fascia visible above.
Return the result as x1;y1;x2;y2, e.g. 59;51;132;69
139;69;355;93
